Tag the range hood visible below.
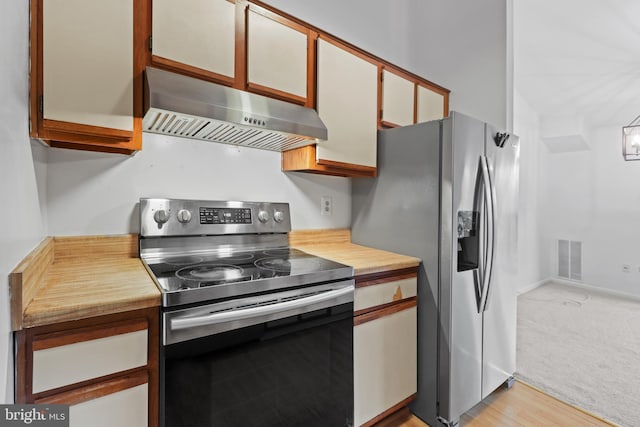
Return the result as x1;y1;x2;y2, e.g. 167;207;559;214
142;67;327;151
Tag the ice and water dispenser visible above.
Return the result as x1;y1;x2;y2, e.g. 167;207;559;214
457;211;479;272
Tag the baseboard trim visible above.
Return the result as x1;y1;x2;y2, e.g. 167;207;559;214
549;277;640;302
517;278;551;295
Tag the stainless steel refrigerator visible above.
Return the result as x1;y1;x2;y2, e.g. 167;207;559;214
351;111;519;427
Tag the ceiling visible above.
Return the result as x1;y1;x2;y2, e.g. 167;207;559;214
515;0;640;129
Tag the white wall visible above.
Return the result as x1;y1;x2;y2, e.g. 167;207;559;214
541;126;640;298
513;91;552;292
45;134;351;235
264;0;510;129
0;2;47;403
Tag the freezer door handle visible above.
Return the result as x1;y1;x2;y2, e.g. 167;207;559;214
479;155;496;313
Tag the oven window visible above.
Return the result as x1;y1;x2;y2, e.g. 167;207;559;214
161;303;354;427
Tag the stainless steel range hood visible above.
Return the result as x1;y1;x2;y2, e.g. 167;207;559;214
142;67;327;151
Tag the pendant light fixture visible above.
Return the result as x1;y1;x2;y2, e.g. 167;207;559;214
622;114;640;160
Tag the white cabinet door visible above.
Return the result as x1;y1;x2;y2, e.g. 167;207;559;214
42;0;133;131
354;306;417;426
417;85;445;122
381;70;415;127
247;9;307;99
316;38;378;168
152;0;235;78
70;383;148;427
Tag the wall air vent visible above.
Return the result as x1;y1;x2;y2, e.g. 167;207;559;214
558;239;582;281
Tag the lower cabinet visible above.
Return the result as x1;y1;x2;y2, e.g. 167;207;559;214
15;308;159;427
67;382;148;427
353;268;418;427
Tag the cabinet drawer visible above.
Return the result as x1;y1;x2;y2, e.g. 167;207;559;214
355;275;417;313
32;325;148;394
354;305;417;426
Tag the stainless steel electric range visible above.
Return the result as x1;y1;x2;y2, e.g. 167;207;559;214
139;198;355;427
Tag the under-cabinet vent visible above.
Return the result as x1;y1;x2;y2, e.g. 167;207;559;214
558;239;582;281
142;67;327;152
143;109;311;151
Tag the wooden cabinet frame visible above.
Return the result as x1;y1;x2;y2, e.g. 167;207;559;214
30;0;449;163
378;65;450;129
15;308;159;427
145;0;238;88
245;3;316;107
146;0;316;107
29;0;145;154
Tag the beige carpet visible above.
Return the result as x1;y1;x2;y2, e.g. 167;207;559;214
516;282;640;427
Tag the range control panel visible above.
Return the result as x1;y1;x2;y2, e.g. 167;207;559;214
200;207;252;225
139;198;291;237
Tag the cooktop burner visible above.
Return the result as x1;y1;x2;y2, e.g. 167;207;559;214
144;247;351;304
176;263;246;282
254;257;291;273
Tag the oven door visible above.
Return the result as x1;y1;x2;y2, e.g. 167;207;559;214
160;281;355;427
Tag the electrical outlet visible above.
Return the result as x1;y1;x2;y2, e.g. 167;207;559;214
622;264;631;273
321;196;332;216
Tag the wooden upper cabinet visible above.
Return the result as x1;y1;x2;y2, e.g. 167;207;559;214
380;69;415;128
246;5;313;106
315;38;378;171
417;83;447;123
282;36;379;177
379;67;449;129
30;0;143;154
150;0;236;85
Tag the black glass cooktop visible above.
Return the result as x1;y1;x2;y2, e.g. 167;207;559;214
144;247;353;300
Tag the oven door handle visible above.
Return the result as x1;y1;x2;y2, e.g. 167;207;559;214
170;284;354;331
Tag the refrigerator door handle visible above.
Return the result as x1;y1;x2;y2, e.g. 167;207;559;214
472;158;486;313
479;155;495;313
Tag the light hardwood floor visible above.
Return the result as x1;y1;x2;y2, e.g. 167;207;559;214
373;381;614;427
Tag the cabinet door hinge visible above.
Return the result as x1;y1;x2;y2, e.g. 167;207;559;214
148;36;153;52
38;95;43;114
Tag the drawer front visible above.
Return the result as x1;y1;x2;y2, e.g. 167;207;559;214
355;276;417;312
32;329;148;394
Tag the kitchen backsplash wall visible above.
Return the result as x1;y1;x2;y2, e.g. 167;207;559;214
0;1;47;403
44;133;351;236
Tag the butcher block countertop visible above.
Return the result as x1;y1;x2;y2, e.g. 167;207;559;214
9;230;418;330
9;235;160;330
289;229;421;276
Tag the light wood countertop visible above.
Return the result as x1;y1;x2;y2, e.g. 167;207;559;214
10;230;418;330
10;235;160;330
289;229;421;276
